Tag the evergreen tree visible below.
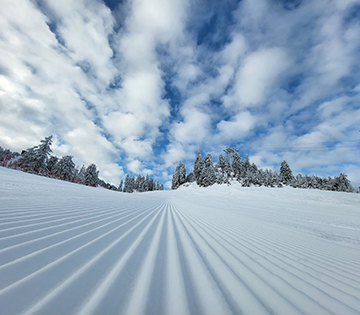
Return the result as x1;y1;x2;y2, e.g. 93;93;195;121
77;165;86;183
148;177;154;191
232;152;242;180
36;136;53;168
21;135;53;174
123;174;132;193
186;172;194;183
333;173;355;192
242;170;252;187
135;175;143;191
47;156;59;173
145;174;150;191
223;147;239;164
280;160;294;185
139;175;147;192
171;161;186;190
118;179;123;192
194;149;203;185
243;155;251;174
295;174;305;188
224;156;232;180
216;154;229;184
84;164;99;187
199;154;216;187
57;155;75;181
171;164;180;190
178;161;186;186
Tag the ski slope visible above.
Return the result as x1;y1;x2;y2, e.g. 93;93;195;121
0;167;359;315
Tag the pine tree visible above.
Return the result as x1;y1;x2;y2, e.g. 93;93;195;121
232;152;242;180
178;161;186;186
186;171;194;183
77;165;86;183
172;161;186;190
243;155;251;174
224;156;232;180
216;154;226;184
199;154;216;187
47;156;59;174
333;173;355;192
223;147;239;164
280;160;294;185
148;177;154;191
172;164;180;190
20;135;53;174
36;136;53;169
85;164;99;187
57;155;75;181
118;179;123;192
194;149;203;185
145;174;150;192
123;174;131;193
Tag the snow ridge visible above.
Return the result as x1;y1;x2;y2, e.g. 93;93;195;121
0;167;359;314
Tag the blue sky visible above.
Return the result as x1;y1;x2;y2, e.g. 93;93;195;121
0;0;360;188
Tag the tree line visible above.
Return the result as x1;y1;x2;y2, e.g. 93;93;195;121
172;148;356;193
0;136;164;193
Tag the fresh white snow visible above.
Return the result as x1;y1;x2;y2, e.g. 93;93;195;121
0;166;359;315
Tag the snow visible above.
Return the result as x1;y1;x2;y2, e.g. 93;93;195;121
0;167;360;315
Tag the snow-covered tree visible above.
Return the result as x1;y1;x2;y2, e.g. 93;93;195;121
47;156;59;173
21;135;53;174
280;160;294;185
178;161;186;186
135;175;143;191
243;155;251;174
199;154;216;187
171;167;179;190
194;149;203;185
333;173;355;192
148;177;154;191
77;165;86;183
85;164;99;187
232;152;242;180
186;171;194;183
172;161;186;190
57;155;75;181
216;154;229;184
144;174;150;191
223;147;239;164
118;179;123;192
36;136;53;167
123;174;133;193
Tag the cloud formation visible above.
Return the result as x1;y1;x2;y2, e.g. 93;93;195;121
0;0;359;188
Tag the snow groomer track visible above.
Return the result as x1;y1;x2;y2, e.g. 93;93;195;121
0;167;360;314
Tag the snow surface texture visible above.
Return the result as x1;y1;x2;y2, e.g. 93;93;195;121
0;167;360;315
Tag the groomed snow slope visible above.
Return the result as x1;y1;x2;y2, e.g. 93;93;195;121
0;167;360;315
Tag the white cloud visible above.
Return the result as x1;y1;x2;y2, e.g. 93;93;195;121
224;47;291;109
216;111;256;142
127;159;142;174
170;94;212;145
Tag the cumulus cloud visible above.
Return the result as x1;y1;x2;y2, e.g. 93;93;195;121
216;111;257;142
224;47;291;109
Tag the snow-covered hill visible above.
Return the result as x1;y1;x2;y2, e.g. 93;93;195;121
0;167;359;315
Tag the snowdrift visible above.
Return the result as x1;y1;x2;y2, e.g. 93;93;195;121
0;167;359;314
